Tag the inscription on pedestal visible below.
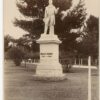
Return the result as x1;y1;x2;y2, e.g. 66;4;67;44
41;53;53;57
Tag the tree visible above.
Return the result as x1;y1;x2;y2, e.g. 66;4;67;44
14;0;72;38
57;0;87;58
16;36;39;59
4;35;15;52
76;15;99;58
14;0;87;58
16;36;32;51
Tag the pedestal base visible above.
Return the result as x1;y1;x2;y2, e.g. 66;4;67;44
33;74;66;81
33;62;66;81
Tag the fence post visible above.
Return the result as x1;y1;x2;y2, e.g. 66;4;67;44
74;58;76;65
88;56;91;100
79;58;80;65
81;58;83;65
95;59;97;66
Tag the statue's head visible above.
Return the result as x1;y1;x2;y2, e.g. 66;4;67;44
49;0;53;5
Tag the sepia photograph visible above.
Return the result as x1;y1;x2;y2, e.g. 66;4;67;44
4;0;99;100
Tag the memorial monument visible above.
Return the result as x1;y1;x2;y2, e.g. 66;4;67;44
33;0;65;81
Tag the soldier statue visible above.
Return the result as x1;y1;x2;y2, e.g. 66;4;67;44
43;0;59;35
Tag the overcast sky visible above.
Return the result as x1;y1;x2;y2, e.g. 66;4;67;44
4;0;99;39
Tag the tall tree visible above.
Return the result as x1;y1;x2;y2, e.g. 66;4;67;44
76;15;99;58
57;0;87;55
14;0;87;57
14;0;72;39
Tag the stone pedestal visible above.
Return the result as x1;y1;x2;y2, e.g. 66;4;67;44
33;34;65;81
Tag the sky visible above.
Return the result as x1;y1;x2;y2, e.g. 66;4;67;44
4;0;99;39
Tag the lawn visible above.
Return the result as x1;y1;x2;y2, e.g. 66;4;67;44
4;61;99;100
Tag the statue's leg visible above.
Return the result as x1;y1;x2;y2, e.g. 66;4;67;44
44;25;48;34
44;18;49;34
49;25;54;35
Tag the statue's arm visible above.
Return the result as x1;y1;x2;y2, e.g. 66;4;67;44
55;7;59;14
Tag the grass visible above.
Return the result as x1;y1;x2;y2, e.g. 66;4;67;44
4;61;99;100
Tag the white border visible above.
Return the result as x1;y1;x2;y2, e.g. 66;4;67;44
98;0;100;100
0;0;3;100
98;8;100;100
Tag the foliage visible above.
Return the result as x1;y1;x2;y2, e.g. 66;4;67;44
63;64;72;73
4;35;13;52
14;0;73;38
11;0;98;62
16;36;32;50
14;0;87;58
16;36;39;58
76;15;99;57
8;47;25;66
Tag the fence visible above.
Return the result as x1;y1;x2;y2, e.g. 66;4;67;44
73;57;98;66
21;57;98;67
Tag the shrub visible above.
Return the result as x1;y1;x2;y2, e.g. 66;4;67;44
62;64;72;73
8;47;25;66
60;58;72;73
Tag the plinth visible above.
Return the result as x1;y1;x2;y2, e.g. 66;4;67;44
33;34;66;81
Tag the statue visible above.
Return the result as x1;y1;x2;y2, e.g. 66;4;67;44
43;0;59;35
35;0;65;81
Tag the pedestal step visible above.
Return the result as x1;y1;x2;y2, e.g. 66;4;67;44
33;74;66;81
